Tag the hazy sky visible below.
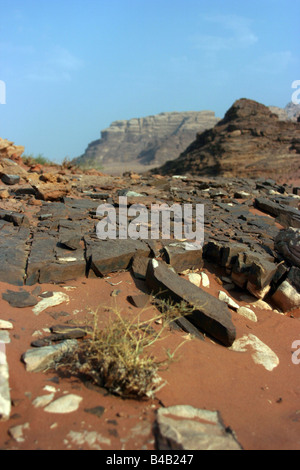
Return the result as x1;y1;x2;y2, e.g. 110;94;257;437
0;0;299;163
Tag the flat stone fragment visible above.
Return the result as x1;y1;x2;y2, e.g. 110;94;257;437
2;290;38;308
218;291;240;310
200;272;210;287
275;227;300;268
131;254;151;280
127;294;152;309
0;342;11;420
86;238;150;277
230;334;279;371
163;242;203;273
236;307;257;322
1;174;20;185
8;423;30;442
32;393;55;408
156;405;242;450
146;259;236;347
188;273;201;287
44;394;83;414
0;320;13;329
22;339;78;372
32;292;69;315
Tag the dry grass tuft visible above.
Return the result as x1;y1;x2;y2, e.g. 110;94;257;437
59;299;193;399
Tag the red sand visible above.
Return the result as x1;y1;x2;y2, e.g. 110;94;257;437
0;268;300;450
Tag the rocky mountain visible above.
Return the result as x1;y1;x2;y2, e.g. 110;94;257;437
73;111;220;170
269;101;300;121
155;98;300;179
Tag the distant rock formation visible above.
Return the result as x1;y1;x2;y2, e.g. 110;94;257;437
73;111;220;170
155;98;300;179
269;102;300;122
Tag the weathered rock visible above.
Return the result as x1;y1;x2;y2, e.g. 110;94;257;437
131;254;151;280
32;292;69;315
2;289;38;308
33;182;71;201
22;339;78;372
1;174;20;185
188;273;201;287
146;259;236;346
156;405;242;450
32;393;55;408
44;394;83;414
86;238;150;277
156;98;300;181
275;228;300;268
272;267;300;311
127;294;152;309
0;320;13;329
218;291;240;310
236;307;257;322
163;242;203;273
0;224;30;286
74;110;220;170
8;423;30;442
255;197;300;229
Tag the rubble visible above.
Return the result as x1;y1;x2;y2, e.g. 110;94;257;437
0;136;300;450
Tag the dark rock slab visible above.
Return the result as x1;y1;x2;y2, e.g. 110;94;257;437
146;259;236;347
2;289;38;308
86;238;150;277
58;220;82;250
254;197;300;228
163;242;203;273
275;227;300;268
26;234;86;285
1;174;20;185
0;224;30;285
131;254;151;280
127;294;152;309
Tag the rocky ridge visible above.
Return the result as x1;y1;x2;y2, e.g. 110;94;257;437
156;98;300;180
73;110;220;170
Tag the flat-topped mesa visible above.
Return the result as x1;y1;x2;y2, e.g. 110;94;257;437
73;110;220;169
155;98;300;179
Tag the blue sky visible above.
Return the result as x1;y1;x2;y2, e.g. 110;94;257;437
0;0;299;163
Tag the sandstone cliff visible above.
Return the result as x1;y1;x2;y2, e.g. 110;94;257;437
155;98;300;180
73;111;220;170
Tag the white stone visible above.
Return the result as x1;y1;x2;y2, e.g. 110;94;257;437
32;393;55;408
272;280;300;311
8;423;30;442
44;394;83;414
237;306;257;322
152;259;159;269
230;334;279;371
0;331;10;343
32;292;69;315
66;430;111;450
0;342;11;421
218;291;240;310
188;273;201;287
0;320;13;329
200;272;210;288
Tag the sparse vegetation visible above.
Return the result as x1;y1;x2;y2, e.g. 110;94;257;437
22;153;55;166
58;299;193;400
